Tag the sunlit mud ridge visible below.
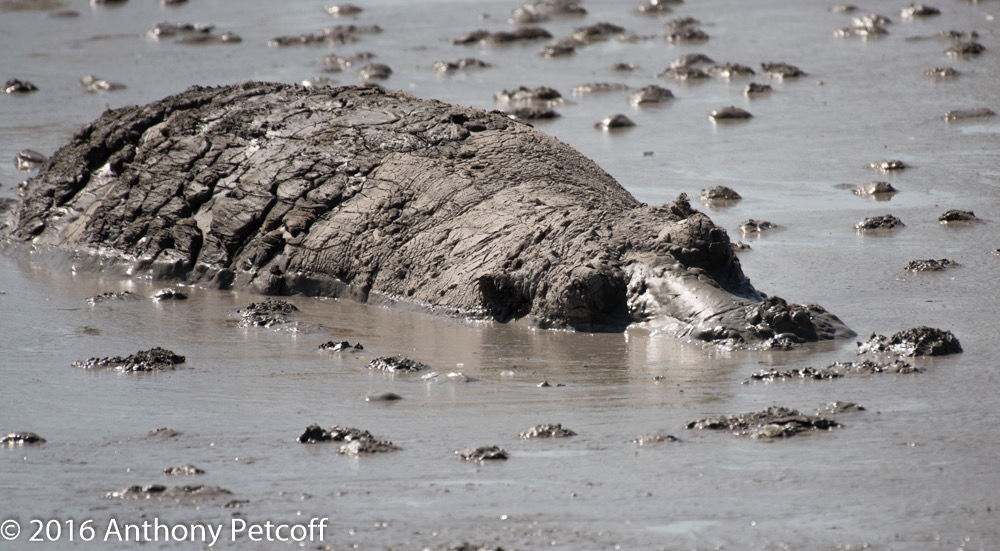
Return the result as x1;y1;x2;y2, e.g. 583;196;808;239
4;82;853;346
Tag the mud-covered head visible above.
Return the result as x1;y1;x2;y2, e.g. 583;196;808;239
473;190;754;331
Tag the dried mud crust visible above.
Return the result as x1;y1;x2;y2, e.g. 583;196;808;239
6;82;851;344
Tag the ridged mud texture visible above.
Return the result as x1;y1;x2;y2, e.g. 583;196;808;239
5;82;851;342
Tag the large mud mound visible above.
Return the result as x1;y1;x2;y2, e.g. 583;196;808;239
4;82;850;341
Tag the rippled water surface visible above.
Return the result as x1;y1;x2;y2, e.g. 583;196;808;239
2;0;999;549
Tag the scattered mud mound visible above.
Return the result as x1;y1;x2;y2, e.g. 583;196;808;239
686;406;840;439
857;326;962;357
71;347;185;372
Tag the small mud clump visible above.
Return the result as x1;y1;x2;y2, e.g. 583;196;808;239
423;543;511;551
628;84;673;106
905;259;956;272
828;358;922;374
2;432;46;445
665;27;709;44
268;24;382;47
148;427;181;438
740;219;776;234
432;58;490;75
869;159;906;171
87;291;142;305
539;40;578;59
104;484;232;501
669;53;714;69
368;355;430;372
945;41;985;58
297;424;373;444
366;392;403;402
163;464;205;475
744;82;772;96
79;75;126;93
72;347;185;372
421;371;477;383
572;82;629;95
237;298;298;328
943;108;995;122
325;4;363;16
4;78;38;93
744;367;842;383
835;24;889;39
761;62;806;78
456;27;553;46
663;17;702;33
15;149;47;171
151;287;187;300
637;0;674;14
506;106;561;120
339;438;399;455
699;186;742;202
853;181;898;197
709;106;753;120
686;406;840;440
818;402;866;414
457;446;508;462
297;424;398;454
710;63;756;79
632;433;679;445
901;4;940;18
595;114;635;130
493;85;563;106
660;66;710;80
742;296;837;344
519;424;576;439
857;326;962;357
855;214;904;231
319;340;363;351
572;21;626;44
357;63;392;81
939;209;977;223
925;67;959;80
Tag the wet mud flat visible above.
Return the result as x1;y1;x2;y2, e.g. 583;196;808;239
2;0;1000;549
1;265;993;551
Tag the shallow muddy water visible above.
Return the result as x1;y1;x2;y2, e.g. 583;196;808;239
1;0;999;549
